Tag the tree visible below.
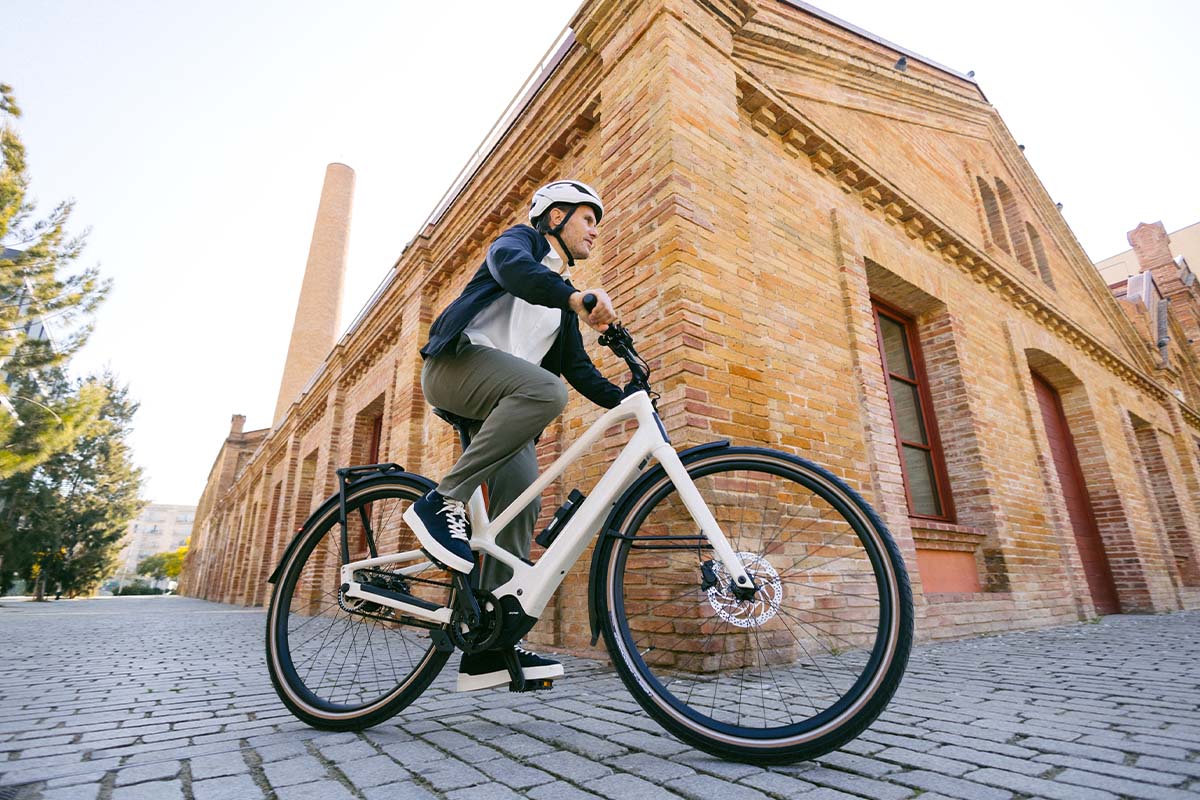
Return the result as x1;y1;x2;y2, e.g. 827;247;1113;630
137;543;187;586
0;372;145;598
1;82;110;478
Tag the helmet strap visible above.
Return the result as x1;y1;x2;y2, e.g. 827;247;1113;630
547;205;579;268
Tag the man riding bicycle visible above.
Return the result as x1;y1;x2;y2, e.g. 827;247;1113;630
403;179;625;691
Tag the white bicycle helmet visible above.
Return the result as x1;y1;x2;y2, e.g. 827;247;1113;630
528;180;604;267
529;180;604;226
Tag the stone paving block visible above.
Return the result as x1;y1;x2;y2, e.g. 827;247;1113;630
1136;756;1200;779
669;752;764;781
861;730;942;751
42;770;108;789
114;760;182;785
473;757;556;789
816;750;902;778
362;781;439;800
377;740;444;768
1016;736;1128;763
611;752;696;782
890;769;1012;800
191;774;266;800
484;731;557;758
421;759;490;793
608;729;693;756
874;745;976;776
253;741;310;762
273;779;358;800
445;782;525;800
334;754;412;788
805;765;919;799
525;779;607;800
666;773;774;800
521;720;628;759
920;719;1015;743
739;770;821;797
1075;733;1191;760
261;755;328;788
317;739;379;763
526;750;614;782
40;786;102;800
1036;752;1191;785
930;743;1050;776
1053;767;1200;800
587;772;687;799
110;779;185;800
188;751;249;780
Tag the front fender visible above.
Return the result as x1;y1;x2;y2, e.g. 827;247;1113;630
586;440;730;646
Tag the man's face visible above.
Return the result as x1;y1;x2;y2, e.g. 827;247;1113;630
550;205;598;260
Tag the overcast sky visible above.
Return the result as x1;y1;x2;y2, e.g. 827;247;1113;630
5;0;1197;505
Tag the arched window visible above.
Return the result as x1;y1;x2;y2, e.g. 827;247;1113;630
976;177;1009;254
995;178;1035;274
1026;224;1055;288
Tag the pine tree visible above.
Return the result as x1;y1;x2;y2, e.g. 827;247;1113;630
1;82;110;478
0;372;145;597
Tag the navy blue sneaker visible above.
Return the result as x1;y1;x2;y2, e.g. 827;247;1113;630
457;644;563;691
403;490;474;573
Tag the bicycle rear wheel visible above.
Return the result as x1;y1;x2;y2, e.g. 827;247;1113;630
597;447;912;763
266;475;452;730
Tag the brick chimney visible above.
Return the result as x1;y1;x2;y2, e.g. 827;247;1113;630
1128;222;1181;293
273;163;355;426
230;414;246;436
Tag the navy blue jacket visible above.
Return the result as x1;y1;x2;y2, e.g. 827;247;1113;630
420;225;623;409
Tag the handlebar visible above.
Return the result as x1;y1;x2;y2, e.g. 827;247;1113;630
581;293;653;400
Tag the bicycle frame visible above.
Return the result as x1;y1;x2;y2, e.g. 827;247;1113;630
340;389;755;623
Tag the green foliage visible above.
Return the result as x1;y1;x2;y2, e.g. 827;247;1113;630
0;372;145;598
1;82;110;478
137;543;187;582
115;582;164;596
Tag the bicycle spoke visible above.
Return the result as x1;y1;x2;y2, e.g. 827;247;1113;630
270;484;452;720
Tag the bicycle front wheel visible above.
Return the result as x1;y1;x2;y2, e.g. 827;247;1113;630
597;447;913;763
266;475;453;730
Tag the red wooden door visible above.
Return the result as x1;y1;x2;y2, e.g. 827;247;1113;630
1033;374;1121;614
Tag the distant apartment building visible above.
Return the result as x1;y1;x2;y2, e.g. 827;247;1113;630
112;503;196;588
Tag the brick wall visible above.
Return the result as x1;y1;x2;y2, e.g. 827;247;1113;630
181;0;1200;650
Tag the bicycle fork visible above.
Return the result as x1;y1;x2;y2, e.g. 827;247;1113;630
652;443;759;596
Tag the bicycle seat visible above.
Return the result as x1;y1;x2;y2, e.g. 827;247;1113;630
432;408;478;449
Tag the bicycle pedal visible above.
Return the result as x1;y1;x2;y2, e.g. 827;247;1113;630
509;678;554;693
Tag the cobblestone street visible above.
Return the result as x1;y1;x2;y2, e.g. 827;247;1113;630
0;596;1197;799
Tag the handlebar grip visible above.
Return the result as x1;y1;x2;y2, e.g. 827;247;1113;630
582;292;598;313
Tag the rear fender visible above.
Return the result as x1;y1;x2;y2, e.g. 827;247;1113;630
267;470;435;585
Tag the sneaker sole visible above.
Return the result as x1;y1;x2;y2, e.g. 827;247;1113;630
401;506;475;574
456;663;564;692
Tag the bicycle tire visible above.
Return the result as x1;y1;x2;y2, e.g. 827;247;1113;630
265;474;452;730
596;447;913;763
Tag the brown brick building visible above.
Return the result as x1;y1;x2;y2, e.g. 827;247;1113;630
180;0;1200;646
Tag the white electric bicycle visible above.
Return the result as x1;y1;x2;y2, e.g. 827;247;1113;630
265;315;913;763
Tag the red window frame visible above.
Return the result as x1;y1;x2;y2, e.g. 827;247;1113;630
872;299;955;522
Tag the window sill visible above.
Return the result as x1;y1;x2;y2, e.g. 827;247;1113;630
910;520;987;552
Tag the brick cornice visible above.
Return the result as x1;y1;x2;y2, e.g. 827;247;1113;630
733;74;1174;408
338;317;403;391
734;2;982;108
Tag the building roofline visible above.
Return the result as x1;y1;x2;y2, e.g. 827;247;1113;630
779;0;978;86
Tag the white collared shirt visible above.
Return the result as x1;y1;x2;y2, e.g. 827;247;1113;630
463;249;568;365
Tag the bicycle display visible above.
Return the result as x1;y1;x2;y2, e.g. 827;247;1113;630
265;318;914;763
